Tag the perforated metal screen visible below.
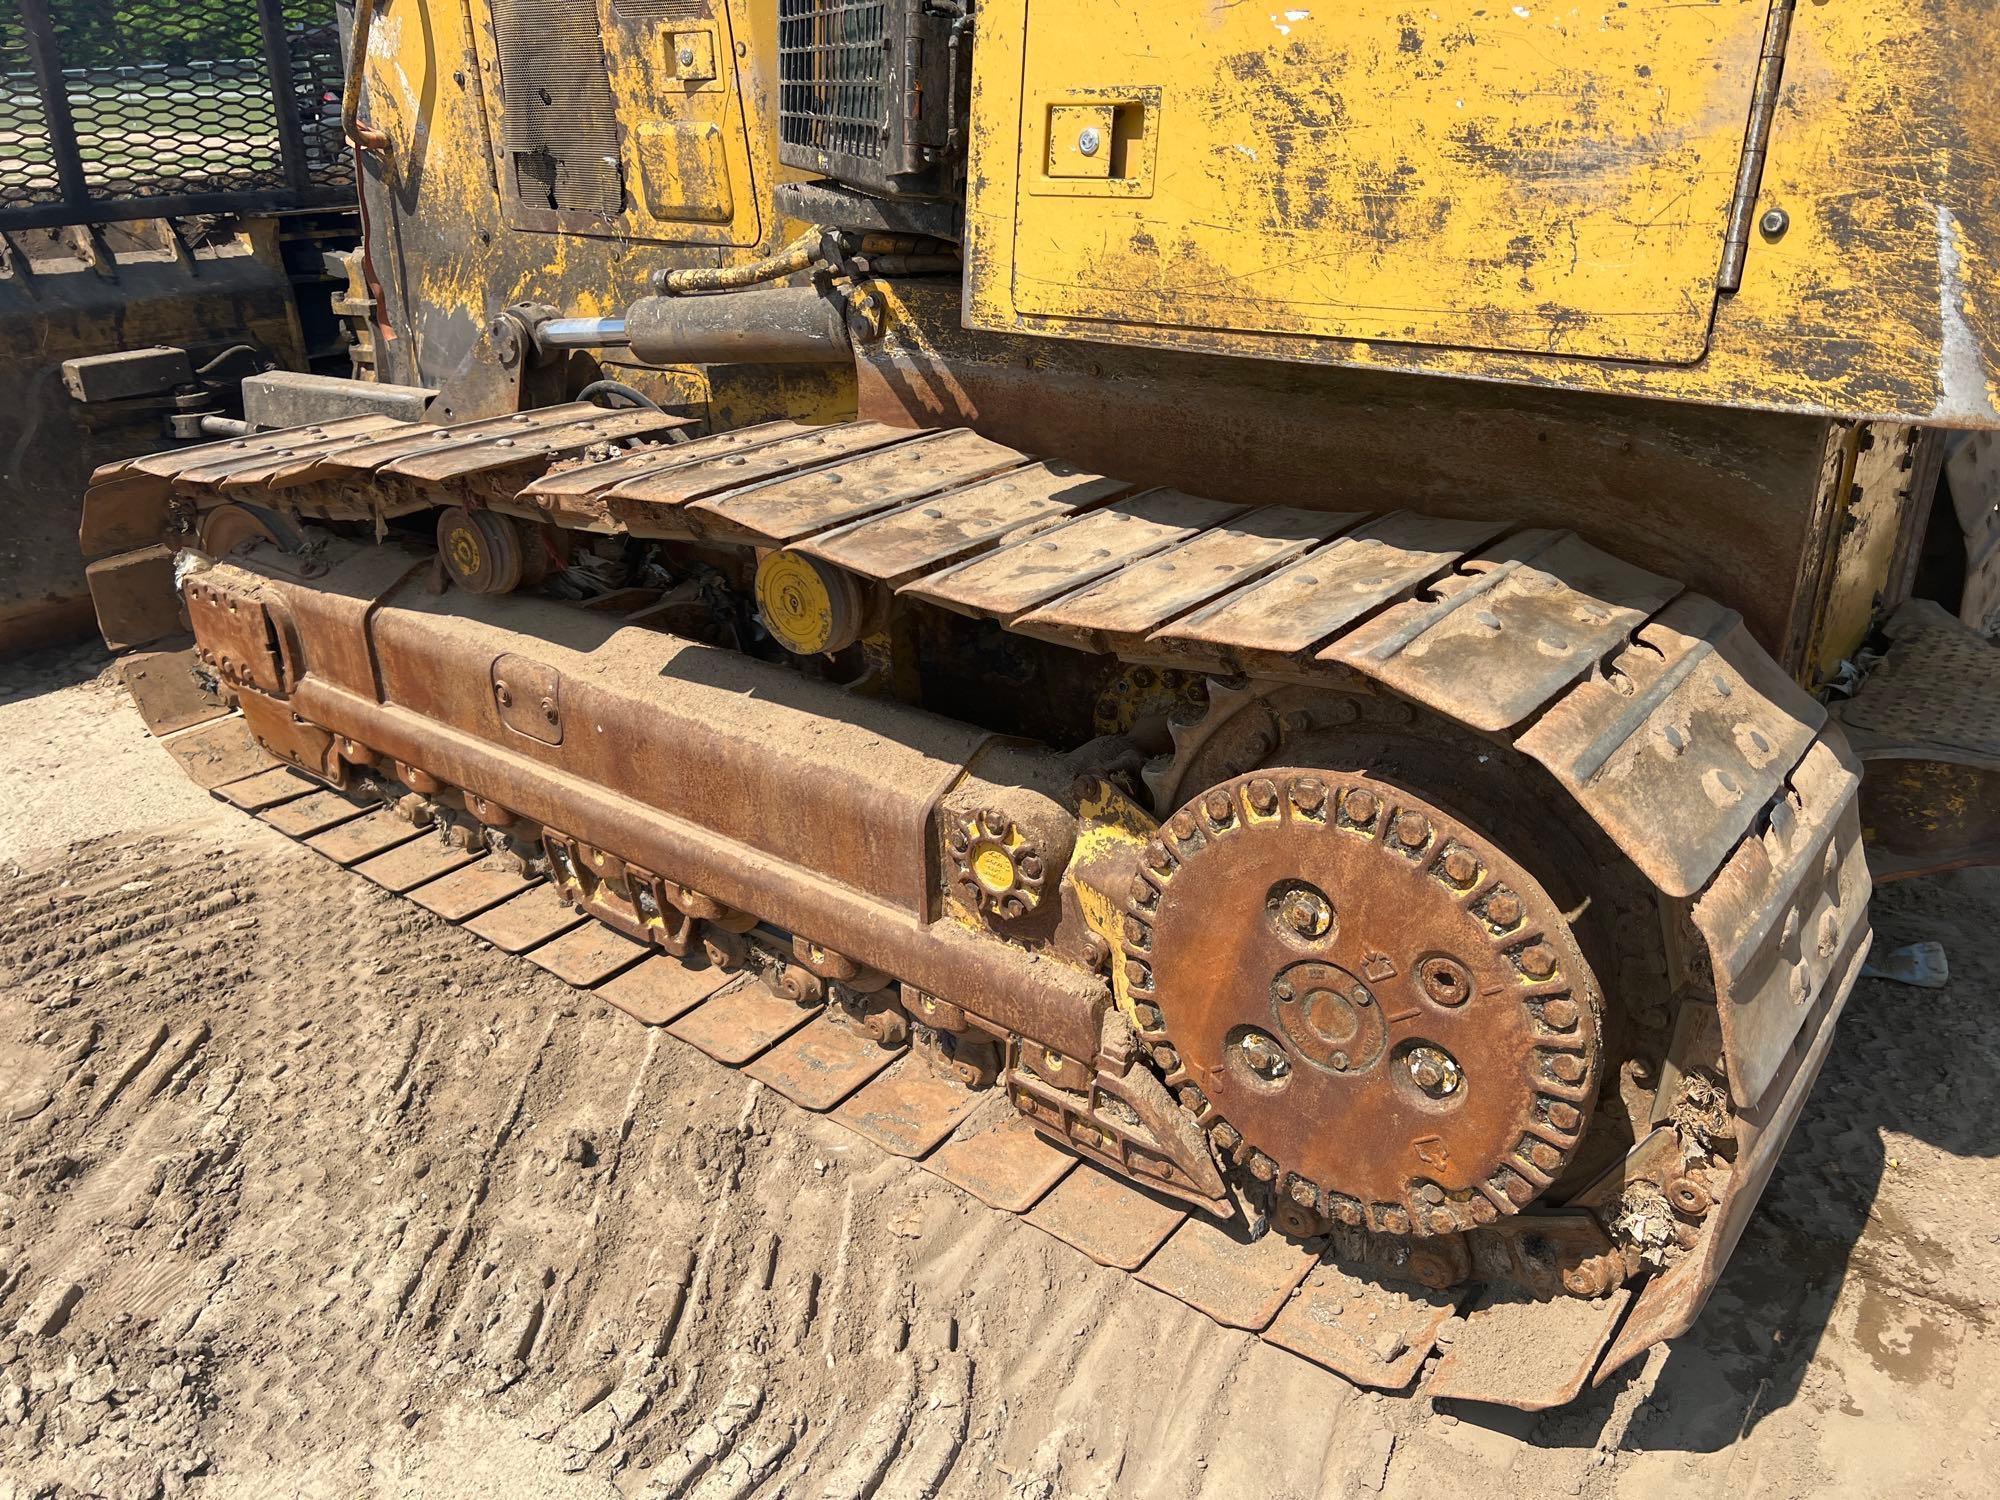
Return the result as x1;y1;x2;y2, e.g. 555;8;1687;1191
0;0;352;228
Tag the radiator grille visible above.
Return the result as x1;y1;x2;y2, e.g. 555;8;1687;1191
491;0;624;215
779;0;888;165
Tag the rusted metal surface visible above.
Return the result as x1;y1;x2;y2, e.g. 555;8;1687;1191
1692;735;1870;1109
685;428;1025;546
303;808;428;867
1134;1215;1317;1331
1012;506;1352;656
1518;593;1828;899
908;490;1243;621
259;787;373;840
133;389;1888;1401
156;714;276;790
1594;929;1867;1385
1127;768;1600;1238
464;883;589;956
1836;600;2000;878
524;923;650;988
744;1013;903;1111
799;464;1130;586
1263;1263;1464;1390
353;837;485;896
1428;1287;1635;1411
408;858;540;923
855;282;1839;665
1150;512;1471;668
925;1107;1078;1212
597;956;731;1027
118;648;227;737
1324;530;1679;733
667;981;821;1067
85;547;182;650
833;1057;988;1158
1023;1160;1187;1271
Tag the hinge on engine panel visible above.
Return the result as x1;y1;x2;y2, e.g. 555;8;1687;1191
1718;0;1797;292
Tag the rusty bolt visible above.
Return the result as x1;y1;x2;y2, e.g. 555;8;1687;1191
1329;1051;1349;1072
1247;1151;1278;1182
1125;959;1152;990
1550;1052;1587;1082
1667;1176;1713;1216
1134;1001;1163;1029
494;680;513;707
772;964;824;1006
1406;1045;1463;1098
1393;812;1428;849
1486;891;1523;928
1151;1044;1179;1071
1273;884;1333;941
1143;840;1173;875
540;696;558;725
1521;943;1559;980
1542;997;1580;1030
1246;777;1279;815
1342;788;1379;825
1274;978;1296;1003
1082;932;1112;970
1202;789;1236;826
1128;874;1158;909
1419;956;1471;1008
1562;1256;1621;1299
1289;776;1326;814
1442;849;1479;886
1169;812;1197;840
1546;1100;1582;1132
1236;1030;1290;1083
861;1006;907;1048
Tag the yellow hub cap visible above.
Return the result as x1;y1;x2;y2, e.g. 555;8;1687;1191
755;550;848;655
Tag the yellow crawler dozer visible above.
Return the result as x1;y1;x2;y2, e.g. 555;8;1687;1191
78;0;1999;1408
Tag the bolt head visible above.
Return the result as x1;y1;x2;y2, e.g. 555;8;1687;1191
1237;1031;1290;1082
1077;125;1102;156
1406;1044;1463;1098
1758;206;1789;238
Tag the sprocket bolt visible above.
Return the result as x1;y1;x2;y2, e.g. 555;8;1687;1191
1236;1031;1290;1082
1406;1045;1463;1098
1272;884;1333;941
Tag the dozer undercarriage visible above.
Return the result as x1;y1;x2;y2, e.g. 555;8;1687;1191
81;409;1873;1407
62;0;2000;1417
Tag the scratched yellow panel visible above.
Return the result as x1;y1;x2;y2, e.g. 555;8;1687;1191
1005;0;1771;362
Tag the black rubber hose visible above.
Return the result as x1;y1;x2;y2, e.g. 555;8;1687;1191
577;379;663;412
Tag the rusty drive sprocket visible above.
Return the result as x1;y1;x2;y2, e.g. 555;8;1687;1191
1122;769;1603;1237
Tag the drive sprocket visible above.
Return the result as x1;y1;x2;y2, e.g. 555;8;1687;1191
1121;768;1603;1237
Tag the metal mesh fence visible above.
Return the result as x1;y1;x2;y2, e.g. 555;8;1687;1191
0;0;352;227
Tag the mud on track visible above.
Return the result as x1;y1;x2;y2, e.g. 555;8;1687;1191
1;643;1997;1499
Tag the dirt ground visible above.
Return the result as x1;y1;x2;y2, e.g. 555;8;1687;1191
0;642;1995;1500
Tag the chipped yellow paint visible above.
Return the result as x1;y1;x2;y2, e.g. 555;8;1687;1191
965;0;2000;425
353;0;809;401
1808;425;1926;683
1063;776;1160;1026
1006;0;1769;362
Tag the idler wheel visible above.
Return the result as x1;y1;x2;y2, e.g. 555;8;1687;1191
1123;769;1602;1237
